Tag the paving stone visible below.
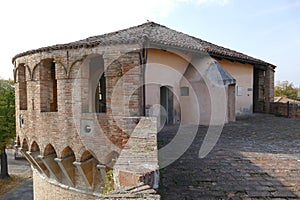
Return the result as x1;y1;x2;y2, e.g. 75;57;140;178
246;190;273;197
158;114;300;199
272;190;297;198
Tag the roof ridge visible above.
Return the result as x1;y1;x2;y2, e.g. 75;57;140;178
12;21;276;68
69;22;151;44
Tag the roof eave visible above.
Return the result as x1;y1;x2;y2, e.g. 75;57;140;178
149;42;276;69
210;53;276;69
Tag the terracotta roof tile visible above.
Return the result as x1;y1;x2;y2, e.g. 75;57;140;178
12;22;275;68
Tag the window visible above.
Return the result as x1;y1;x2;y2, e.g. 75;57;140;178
180;86;189;96
17;65;27;110
50;63;58;112
19;114;24;128
95;73;106;113
40;60;58;112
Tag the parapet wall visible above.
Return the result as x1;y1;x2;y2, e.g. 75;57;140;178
33;169;160;200
270;102;300;118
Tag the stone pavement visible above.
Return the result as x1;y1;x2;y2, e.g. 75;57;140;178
158;114;300;200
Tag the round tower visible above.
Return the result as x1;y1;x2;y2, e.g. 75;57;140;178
13;31;159;199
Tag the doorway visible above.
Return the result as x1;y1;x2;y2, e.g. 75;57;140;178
160;86;174;125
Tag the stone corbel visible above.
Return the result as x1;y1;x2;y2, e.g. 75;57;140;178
26;151;48;177
55;157;75;187
96;164;107;183
18;148;37;168
38;154;61;182
73;157;94;189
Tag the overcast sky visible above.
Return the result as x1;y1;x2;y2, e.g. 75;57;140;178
1;0;299;86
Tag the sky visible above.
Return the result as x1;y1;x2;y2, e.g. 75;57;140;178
1;0;299;86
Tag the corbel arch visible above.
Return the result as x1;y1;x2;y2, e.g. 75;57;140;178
30;141;40;152
61;146;76;159
43;143;57;156
16;136;21;146
21;138;29;151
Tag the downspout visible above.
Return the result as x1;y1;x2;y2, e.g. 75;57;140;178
140;35;149;116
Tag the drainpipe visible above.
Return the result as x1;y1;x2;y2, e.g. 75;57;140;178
140;35;149;116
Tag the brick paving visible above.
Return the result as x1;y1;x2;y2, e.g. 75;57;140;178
158;114;300;200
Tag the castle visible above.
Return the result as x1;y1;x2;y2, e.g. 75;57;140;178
13;22;275;199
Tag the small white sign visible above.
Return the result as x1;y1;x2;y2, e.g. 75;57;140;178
237;86;243;96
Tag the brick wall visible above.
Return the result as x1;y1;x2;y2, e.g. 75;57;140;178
253;67;275;114
14;44;143;159
253;68;265;113
33;170;160;200
264;68;274;113
270;102;300;119
14;44;159;199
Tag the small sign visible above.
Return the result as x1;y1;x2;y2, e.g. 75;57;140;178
180;87;189;96
237;86;243;96
247;88;253;92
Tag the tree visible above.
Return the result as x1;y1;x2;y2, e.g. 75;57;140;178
0;79;15;179
275;81;299;100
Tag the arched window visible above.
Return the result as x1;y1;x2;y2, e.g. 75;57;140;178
40;59;57;112
86;55;106;113
17;64;27;110
95;73;106;113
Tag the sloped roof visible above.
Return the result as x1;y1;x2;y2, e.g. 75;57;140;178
274;97;300;104
213;61;236;85
12;21;275;68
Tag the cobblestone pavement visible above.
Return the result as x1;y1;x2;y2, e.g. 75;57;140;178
158;114;300;200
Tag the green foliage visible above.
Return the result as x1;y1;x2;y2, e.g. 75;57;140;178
275;81;299;100
102;169;114;194
0;79;15;154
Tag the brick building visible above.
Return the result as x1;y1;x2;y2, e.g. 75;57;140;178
13;22;275;199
